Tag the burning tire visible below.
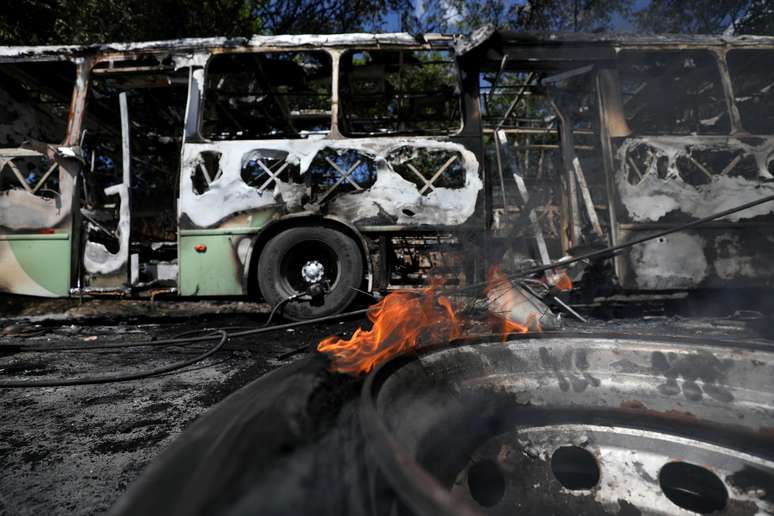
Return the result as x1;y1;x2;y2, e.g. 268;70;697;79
108;332;774;516
361;334;774;516
257;226;363;320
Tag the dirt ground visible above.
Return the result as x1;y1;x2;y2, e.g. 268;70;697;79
0;298;366;516
1;295;773;516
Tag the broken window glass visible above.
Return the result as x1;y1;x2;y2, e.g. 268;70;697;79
621;141;762;192
0;154;61;197
0;61;75;148
727;50;774;134
202;51;332;140
338;49;461;136
618;50;729;135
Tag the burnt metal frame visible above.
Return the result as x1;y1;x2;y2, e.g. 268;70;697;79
4;32;774;298
405;154;460;195
599;45;770;289
183;42;489;287
318;156;365;202
254;159;290;193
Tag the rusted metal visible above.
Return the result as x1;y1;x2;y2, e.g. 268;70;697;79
554;102;582;249
361;333;774;516
3;27;774;305
572;157;604;238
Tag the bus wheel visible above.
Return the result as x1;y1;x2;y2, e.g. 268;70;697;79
256;226;364;321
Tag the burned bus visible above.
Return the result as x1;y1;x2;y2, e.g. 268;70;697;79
1;27;773;319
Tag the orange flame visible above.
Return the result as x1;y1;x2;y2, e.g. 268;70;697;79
318;266;565;375
550;271;573;292
317;279;461;376
485;266;530;340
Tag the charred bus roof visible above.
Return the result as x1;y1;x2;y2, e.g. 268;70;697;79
460;27;774;72
0;32;457;64
3;26;774;65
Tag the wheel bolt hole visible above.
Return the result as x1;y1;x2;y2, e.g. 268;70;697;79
467;459;505;507
550;446;600;490
659;461;728;514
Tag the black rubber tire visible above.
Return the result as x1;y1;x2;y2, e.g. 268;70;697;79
257;226;363;321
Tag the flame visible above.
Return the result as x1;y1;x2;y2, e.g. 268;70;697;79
318;265;563;376
317;279;461;376
549;271;573;292
485;266;530;340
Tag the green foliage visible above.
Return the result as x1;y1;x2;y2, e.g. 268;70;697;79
634;0;749;34
259;0;410;35
632;0;774;35
0;0;410;45
407;0;774;36
0;0;259;44
1;0;773;46
406;0;633;34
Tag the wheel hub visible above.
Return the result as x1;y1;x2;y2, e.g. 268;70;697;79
361;334;774;516
301;260;325;284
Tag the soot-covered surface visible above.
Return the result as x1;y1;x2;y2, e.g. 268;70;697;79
0;302;366;516
2;296;774;516
109;309;774;516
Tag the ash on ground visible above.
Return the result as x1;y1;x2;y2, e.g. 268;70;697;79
1;296;773;515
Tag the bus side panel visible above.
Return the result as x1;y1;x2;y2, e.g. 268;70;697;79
0;59;81;298
0;234;71;297
178;232;251;296
610;135;774;290
0;150;78;298
604;49;774;291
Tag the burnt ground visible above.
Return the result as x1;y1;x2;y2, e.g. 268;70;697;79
1;295;774;516
0;298;367;516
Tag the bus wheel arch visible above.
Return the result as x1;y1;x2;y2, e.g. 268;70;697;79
245;216;371;317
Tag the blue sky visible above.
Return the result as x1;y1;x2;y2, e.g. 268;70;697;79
381;0;653;33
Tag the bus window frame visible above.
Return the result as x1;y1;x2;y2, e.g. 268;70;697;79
0;57;81;148
723;47;774;136
613;47;735;137
197;48;337;143
336;47;465;139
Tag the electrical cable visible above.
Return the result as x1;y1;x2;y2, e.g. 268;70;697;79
0;296;371;387
0;330;227;388
455;192;774;294
264;293;302;327
1;308;371;353
6;191;772;375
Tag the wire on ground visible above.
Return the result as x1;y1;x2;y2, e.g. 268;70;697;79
0;308;370;387
0;330;228;388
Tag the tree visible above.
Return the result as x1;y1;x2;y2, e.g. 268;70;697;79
259;0;410;35
407;0;774;36
633;0;774;35
0;0;410;45
406;0;633;34
2;0;773;46
634;0;747;34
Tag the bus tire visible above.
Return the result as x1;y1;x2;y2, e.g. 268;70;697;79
256;226;363;321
